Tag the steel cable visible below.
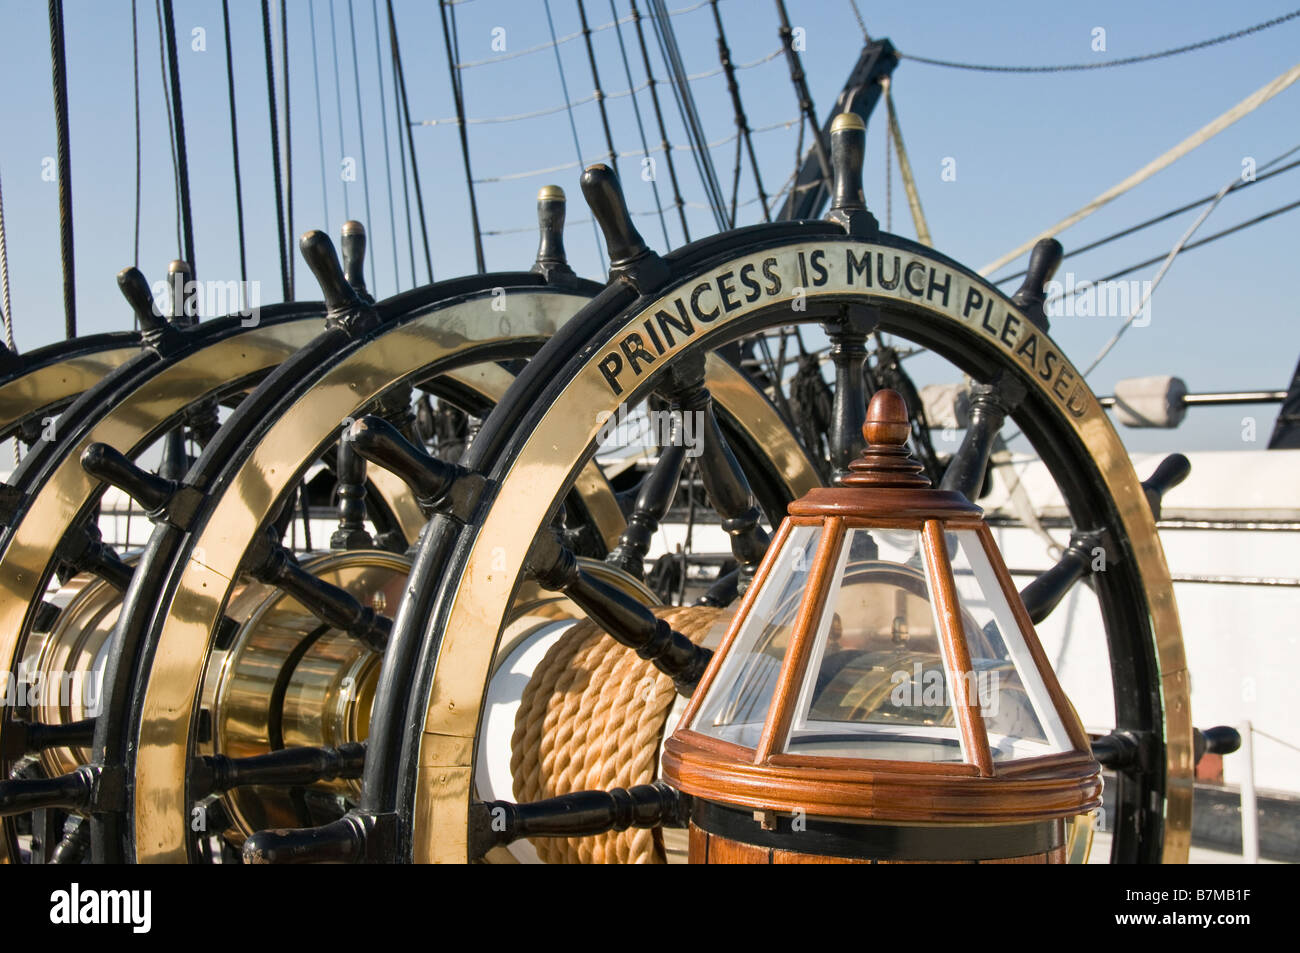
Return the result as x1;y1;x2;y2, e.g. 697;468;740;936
900;9;1300;73
577;0;620;173
308;1;331;234
48;0;76;337
161;0;195;272
281;0;294;297
347;0;379;291
608;0;671;248
261;0;290;301
543;0;607;271
386;0;433;282
370;0;401;292
222;0;248;290
439;0;486;273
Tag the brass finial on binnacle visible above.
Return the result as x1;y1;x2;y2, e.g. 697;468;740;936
838;388;930;488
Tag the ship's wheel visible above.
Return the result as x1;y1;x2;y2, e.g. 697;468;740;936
0;258;331;863
0;123;1193;865
224;119;1189;864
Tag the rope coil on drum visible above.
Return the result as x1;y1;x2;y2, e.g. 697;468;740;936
510;605;722;864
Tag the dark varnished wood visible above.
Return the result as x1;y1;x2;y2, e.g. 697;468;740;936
663;732;1102;824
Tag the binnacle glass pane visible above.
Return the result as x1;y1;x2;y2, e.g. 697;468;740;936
783;528;969;763
944;530;1073;761
690;524;823;749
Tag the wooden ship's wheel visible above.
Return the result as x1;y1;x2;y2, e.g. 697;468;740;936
0;121;1211;865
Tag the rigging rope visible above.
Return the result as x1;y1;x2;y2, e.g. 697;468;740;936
155;0;181;258
386;0;433;282
439;0;486;273
132;0;142;266
1081;168;1243;378
330;0;350;220
1050;197;1300;304
370;0;401;293
631;0;687;240
469;112;800;183
980;60;1300;275
710;0;770;222
161;0;195;273
347;0;379;291
996;150;1300;284
846;0;870;42
649;0;728;231
281;0;294;297
48;0;76;337
308;1;331;236
576;0;620;173
900;9;1300;73
261;0;290;301
222;0;248;291
389;2;417;286
882;77;932;246
775;0;830;185
0;171;16;353
455;0;712;68
2;166;22;467
542;0;606;272
608;0;671;249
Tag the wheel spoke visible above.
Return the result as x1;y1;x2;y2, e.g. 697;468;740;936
528;526;712;694
469;781;685;860
939;373;1025;501
243;527;392;652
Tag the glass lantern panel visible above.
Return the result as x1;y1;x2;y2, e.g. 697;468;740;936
944;529;1074;761
783;528;969;763
690;524;823;750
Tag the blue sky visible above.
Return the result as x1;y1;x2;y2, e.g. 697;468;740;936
0;0;1297;452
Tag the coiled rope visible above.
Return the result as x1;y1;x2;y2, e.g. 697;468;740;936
510;605;722;864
